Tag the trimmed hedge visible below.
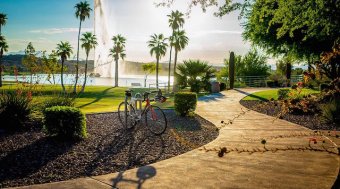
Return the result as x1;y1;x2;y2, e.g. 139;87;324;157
43;106;87;139
278;89;290;100
174;92;197;116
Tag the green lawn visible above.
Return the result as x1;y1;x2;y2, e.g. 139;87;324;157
242;88;320;101
0;84;175;113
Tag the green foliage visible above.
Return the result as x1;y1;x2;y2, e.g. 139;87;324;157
44;106;87;139
243;0;340;59
218;49;270;81
174;92;197;116
320;98;340;128
277;89;290;100
43;95;75;109
176;60;215;93
0;92;31;130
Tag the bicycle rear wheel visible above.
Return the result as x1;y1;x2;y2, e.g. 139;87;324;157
145;105;167;135
118;101;136;129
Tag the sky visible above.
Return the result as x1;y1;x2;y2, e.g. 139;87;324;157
0;0;255;65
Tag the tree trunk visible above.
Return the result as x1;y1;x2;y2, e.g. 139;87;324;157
168;46;173;92
156;57;159;89
81;55;89;93
73;20;82;93
286;62;292;87
115;58;119;87
229;52;235;89
172;49;178;92
52;73;55;85
0;60;2;87
61;59;65;92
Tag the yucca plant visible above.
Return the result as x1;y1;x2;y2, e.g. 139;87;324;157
0;91;32;130
320;98;340;128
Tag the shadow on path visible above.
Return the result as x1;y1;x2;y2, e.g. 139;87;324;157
198;92;225;102
234;88;269;101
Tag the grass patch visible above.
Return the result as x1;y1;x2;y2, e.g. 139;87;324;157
242;88;320;101
0;84;175;113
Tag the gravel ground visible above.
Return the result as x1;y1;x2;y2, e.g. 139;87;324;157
240;100;338;131
0;110;218;188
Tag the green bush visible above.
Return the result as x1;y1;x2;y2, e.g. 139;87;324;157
0;92;31;131
43;95;75;109
320;98;340;128
319;83;330;91
174;92;197;116
43;106;87;139
220;82;227;91
278;89;290;100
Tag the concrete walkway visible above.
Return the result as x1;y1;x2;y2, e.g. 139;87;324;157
12;88;339;189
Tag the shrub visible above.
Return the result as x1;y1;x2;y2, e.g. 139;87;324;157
174;92;197;116
267;80;279;88
43;106;87;139
319;83;330;91
43;95;75;109
220;82;227;91
278;89;290;100
0;92;31;131
320;98;340;128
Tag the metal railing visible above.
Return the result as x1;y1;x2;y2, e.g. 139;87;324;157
223;75;304;88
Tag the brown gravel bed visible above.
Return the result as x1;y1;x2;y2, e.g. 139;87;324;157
0;110;218;188
240;100;338;131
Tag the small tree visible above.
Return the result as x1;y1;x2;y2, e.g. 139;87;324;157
41;51;60;84
142;62;156;88
318;40;340;80
0;36;8;87
22;42;39;84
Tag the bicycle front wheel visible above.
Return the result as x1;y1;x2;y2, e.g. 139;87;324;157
145;105;167;135
118;101;136;129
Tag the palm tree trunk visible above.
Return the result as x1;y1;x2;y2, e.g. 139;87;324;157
0;60;2;87
172;49;178;92
81;55;89;93
0;26;2;36
156;57;159;89
61;59;65;92
73;20;82;93
115;58;118;87
168;46;173;92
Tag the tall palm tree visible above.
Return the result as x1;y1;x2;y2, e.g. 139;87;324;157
172;30;189;92
109;34;126;87
74;1;92;93
167;10;185;91
0;13;8;35
0;36;8;87
148;34;168;88
80;32;97;92
56;41;73;92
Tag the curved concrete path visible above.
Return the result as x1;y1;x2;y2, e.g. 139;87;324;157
12;88;339;189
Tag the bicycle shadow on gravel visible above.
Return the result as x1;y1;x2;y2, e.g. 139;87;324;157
84;123;165;176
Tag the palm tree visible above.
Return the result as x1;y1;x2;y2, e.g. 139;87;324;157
172;30;189;92
176;60;214;93
109;34;126;87
0;36;8;87
56;41;73;92
167;10;185;91
80;32;97;92
148;34;168;89
74;1;92;93
0;13;8;35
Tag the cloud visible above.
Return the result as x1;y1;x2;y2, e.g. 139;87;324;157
29;28;94;35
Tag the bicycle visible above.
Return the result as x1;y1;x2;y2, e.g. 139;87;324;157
118;89;168;135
